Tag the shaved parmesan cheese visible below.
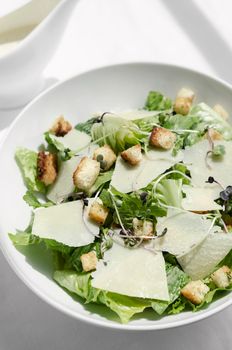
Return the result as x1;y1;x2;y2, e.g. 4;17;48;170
92;110;162;121
92;243;169;300
155;211;212;256
32;200;99;247
182;185;222;211
116;109;162;121
47;156;82;203
111;149;183;193
178;232;232;280
47;145;98;203
183;140;232;188
55;129;91;151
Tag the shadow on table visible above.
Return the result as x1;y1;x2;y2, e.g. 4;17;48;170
162;0;232;83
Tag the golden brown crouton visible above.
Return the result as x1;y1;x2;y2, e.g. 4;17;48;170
206;128;223;141
73;157;100;192
37;151;57;186
181;280;209;304
132;218;154;240
93;145;117;171
80;251;98;272
88;199;109;225
213;104;229;120
121;144;142;165
150;127;176;150
50;116;72;136
174;88;195;115
211;266;232;288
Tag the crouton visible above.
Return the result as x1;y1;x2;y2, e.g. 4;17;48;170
88;199;109;225
211;266;232;288
121;144;142;165
174;88;195;115
206;128;223;141
93;145;117;171
181;280;209;304
50;116;72;136
213;104;229;120
73;157;100;192
80;251;98;272
132;218;154;239
37;151;57;186
150;127;176;150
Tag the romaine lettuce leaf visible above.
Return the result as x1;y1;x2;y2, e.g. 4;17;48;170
54;270;151;323
9;231;74;255
23;190;54;209
155;179;183;208
64;242;101;273
144;91;172;111
9;231;40;246
88;170;113;196
91;116;143;153
152;263;189;315
189;103;232;140
15;148;46;193
44;132;72;161
75;117;98;135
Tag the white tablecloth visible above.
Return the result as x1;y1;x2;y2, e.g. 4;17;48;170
0;0;231;348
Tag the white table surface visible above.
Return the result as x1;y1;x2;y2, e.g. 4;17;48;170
0;0;231;348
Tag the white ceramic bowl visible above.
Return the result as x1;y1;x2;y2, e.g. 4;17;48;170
1;63;232;331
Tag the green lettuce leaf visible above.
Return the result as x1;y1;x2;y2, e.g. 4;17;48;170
23;190;54;209
15;148;46;193
189;103;232;140
91;116;143;153
44;132;72;161
152;263;189;315
75;117;99;135
64;242;101;272
163;114;199;130
155;179;183;208
9;231;40;246
88;170;113;196
194;285;232;311
100;187;166;229
9;231;73;255
144;91;172;111
54;270;151;323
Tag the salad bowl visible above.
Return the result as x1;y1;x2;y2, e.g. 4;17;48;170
1;62;232;330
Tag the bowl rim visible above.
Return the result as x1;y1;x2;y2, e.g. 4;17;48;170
1;61;232;331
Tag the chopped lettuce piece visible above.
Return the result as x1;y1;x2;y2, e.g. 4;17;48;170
9;230;74;254
75;117;99;135
23;190;53;209
155;179;183;209
88;170;113;196
65;242;101;273
9;231;40;246
45;129;91;153
144;91;172;111
152;263;189;315
15;148;46;193
91;115;143;153
189;103;232;140
54;270;151;323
